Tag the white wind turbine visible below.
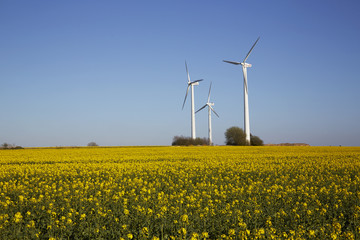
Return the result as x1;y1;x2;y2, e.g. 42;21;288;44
195;82;219;145
182;61;203;139
223;37;260;145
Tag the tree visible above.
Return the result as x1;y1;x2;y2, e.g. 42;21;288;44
1;142;23;149
87;142;98;147
225;127;264;146
172;136;209;146
250;134;264;146
225;127;247;146
1;143;9;149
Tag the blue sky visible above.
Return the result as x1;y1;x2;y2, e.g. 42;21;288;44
1;0;360;147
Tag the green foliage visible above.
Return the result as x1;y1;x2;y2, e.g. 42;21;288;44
250;134;264;146
1;142;23;149
224;126;247;146
172;136;209;146
87;142;99;147
225;127;264;146
1;143;9;149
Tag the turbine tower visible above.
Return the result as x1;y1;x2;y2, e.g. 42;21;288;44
182;61;203;139
195;82;219;145
223;37;260;145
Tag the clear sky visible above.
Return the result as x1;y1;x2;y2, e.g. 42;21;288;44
1;0;360;147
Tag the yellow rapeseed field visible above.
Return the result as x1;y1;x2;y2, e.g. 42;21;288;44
0;146;359;239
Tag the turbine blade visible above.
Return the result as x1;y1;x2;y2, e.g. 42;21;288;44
185;61;190;83
195;104;207;113
223;60;241;65
191;79;203;84
182;85;190;110
210;106;220;118
207;82;212;103
243;37;260;63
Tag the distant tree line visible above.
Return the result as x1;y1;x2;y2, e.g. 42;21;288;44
1;143;23;149
87;142;99;147
172;136;209;146
265;143;309;146
172;127;263;146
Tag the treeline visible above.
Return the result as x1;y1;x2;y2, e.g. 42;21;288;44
173;127;264;146
265;143;310;146
1;143;23;150
172;136;209;146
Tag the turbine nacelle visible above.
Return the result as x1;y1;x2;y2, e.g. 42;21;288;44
222;61;252;68
242;63;252;68
223;60;241;65
189;81;200;86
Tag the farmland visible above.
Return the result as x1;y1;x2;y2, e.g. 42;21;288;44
1;146;360;239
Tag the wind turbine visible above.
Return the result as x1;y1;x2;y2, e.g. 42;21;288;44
195;82;219;145
182;61;203;139
223;37;260;145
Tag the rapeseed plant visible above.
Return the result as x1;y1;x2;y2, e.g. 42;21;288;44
0;146;359;239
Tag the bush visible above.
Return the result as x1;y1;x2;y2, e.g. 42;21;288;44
87;142;99;147
224;127;264;146
172;136;209;146
1;143;23;150
225;127;247;146
1;143;9;149
250;134;264;146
